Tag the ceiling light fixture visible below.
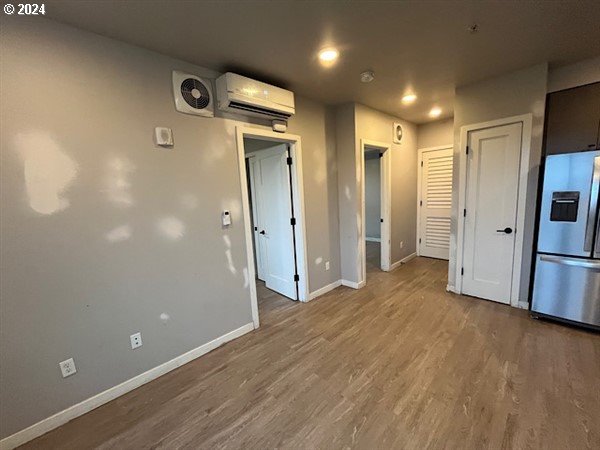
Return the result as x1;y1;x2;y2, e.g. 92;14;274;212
318;48;339;63
429;107;442;118
360;70;375;83
401;93;417;104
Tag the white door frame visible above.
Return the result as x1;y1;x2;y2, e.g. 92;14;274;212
416;145;453;256
236;126;309;328
453;114;533;308
360;139;392;283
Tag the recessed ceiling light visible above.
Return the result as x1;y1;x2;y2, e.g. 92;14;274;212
318;48;339;63
401;93;417;104
360;71;375;83
429;107;442;118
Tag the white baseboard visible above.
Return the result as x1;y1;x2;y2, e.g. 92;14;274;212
0;322;255;450
365;237;381;242
517;301;529;310
389;252;417;271
308;279;342;301
446;284;458;293
341;279;366;289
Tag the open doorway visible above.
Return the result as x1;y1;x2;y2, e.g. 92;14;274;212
236;127;309;328
360;139;391;282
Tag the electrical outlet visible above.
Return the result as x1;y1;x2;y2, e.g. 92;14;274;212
400;241;404;249
130;332;142;349
59;358;77;378
325;261;330;271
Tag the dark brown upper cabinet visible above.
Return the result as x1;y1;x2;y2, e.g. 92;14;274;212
544;82;600;155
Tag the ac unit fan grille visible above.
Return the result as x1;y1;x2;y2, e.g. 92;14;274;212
228;101;291;119
181;78;210;109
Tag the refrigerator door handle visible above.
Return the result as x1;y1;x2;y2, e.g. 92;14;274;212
596;203;600;257
584;156;600;252
540;254;600;271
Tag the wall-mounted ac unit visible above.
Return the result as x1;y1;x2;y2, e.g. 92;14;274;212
216;73;295;120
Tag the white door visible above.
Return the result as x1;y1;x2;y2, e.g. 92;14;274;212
251;145;298;300
419;148;453;259
462;123;522;304
248;158;265;281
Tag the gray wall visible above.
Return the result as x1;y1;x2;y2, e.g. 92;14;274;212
335;103;418;284
364;155;381;239
335;104;359;282
287;97;341;291
547;56;600;93
448;64;548;302
417;118;454;149
355;104;418;265
0;17;340;438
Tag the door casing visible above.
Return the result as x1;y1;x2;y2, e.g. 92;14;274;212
360;139;392;283
452;114;533;308
236;127;309;329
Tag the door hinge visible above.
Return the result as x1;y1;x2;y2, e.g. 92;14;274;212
421;160;423;167
286;156;293;166
380;218;383;223
290;217;296;226
466;146;469;155
461;267;464;276
420;200;423;206
419;238;422;244
294;274;300;282
379;152;383;158
463;208;466;217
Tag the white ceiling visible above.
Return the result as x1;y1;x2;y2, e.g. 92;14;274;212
45;0;600;124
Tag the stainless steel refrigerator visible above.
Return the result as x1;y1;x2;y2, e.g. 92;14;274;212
532;150;600;329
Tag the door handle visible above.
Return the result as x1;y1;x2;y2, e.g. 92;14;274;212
584;156;600;252
540;255;600;271
496;227;513;234
259;230;266;235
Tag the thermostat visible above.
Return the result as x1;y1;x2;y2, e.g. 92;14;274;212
154;127;174;147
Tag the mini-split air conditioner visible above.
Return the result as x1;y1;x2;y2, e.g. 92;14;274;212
216;72;295;120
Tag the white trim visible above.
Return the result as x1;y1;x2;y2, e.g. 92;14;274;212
446;284;457;293
416;145;453;256
360;139;392;285
342;279;366;289
236;127;310;325
389;252;418;271
308;279;342;301
0;323;254;450
453;114;533;308
517;301;529;310
365;237;381;242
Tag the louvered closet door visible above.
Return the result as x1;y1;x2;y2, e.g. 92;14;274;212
419;148;453;259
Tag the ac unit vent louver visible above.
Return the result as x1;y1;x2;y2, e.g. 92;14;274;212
228;101;292;120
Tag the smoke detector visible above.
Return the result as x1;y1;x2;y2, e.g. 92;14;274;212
360;70;375;83
467;24;479;33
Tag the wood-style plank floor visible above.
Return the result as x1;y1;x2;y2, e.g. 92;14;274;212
21;246;600;449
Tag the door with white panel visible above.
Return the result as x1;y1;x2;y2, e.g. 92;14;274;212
250;145;298;300
462;123;522;304
419;148;453;259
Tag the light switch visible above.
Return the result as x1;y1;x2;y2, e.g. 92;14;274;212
222;210;231;226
